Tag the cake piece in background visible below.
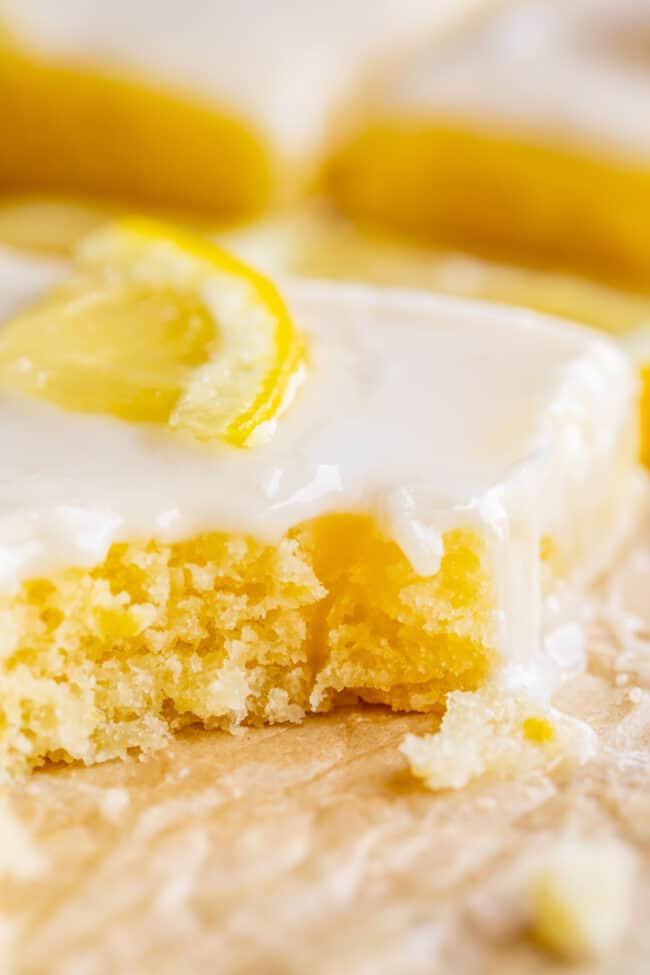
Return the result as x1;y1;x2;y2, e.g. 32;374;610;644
0;224;641;777
327;0;650;291
0;0;493;221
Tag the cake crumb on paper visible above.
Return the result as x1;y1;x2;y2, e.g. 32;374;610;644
530;838;637;959
0;797;44;881
98;786;130;823
400;686;596;790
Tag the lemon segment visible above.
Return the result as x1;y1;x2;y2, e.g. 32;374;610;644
0;218;306;446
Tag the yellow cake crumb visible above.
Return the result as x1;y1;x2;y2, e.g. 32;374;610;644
400;686;596;790
522;716;555;744
0;517;494;778
530;839;637;959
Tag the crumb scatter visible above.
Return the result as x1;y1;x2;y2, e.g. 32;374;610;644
400;685;596;791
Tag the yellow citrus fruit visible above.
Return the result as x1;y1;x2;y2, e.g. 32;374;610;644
0;217;306;446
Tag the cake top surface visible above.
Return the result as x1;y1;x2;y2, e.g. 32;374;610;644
0;255;633;588
382;0;650;161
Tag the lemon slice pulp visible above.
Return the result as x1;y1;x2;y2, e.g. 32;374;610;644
0;218;306;446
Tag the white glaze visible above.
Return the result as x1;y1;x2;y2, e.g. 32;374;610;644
385;0;650;161
0;256;639;676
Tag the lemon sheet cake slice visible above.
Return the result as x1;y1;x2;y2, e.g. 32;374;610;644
0;226;640;777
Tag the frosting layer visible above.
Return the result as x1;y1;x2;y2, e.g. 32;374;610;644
0;268;636;603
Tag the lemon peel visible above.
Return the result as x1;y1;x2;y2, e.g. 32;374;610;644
0;217;306;446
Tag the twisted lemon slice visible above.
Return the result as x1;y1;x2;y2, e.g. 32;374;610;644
0;218;306;446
